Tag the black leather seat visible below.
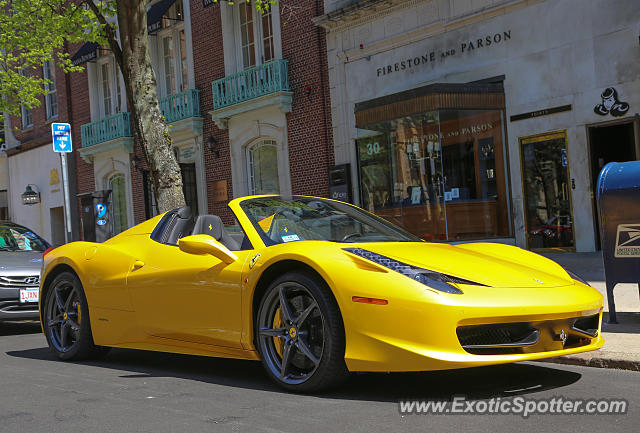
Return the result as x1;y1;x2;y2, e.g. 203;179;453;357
191;215;240;251
161;206;196;245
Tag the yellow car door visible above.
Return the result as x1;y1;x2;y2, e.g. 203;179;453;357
126;237;249;349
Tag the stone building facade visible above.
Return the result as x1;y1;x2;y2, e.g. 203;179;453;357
315;0;640;252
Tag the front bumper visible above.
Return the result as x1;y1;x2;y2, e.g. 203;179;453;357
0;300;40;321
338;278;604;372
0;287;40;321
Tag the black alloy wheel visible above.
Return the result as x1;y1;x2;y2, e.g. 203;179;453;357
256;271;348;392
44;272;108;361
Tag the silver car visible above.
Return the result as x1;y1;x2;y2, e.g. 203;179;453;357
0;222;50;321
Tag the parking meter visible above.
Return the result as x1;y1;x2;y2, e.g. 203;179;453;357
597;161;640;323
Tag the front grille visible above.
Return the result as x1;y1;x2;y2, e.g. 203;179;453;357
457;315;598;355
457;322;538;348
0;275;40;288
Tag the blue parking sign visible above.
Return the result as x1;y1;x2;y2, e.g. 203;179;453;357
51;123;72;152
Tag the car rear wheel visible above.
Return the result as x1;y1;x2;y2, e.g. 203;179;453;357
43;272;109;361
255;271;349;392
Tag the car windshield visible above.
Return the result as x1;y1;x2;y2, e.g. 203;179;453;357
240;196;420;245
0;224;49;252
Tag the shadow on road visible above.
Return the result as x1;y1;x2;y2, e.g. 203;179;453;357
6;345;582;402
602;312;640;334
0;321;42;336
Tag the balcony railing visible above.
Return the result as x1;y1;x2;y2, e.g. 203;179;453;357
211;59;290;110
159;88;200;123
81;112;132;148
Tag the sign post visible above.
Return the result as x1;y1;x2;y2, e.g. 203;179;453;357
51;123;73;243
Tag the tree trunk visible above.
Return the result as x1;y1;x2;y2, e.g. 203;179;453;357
114;0;185;213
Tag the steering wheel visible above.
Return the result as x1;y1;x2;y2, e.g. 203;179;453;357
340;232;363;242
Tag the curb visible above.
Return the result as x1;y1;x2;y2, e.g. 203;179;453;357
537;353;640;372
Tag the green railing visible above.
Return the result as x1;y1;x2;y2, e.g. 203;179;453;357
81;112;132;148
211;59;290;110
81;89;201;148
159;88;200;123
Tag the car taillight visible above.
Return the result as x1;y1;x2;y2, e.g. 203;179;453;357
43;247;56;257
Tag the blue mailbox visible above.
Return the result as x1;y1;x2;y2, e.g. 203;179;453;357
597;161;640;323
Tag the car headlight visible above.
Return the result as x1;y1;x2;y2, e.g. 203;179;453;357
343;248;483;294
564;268;590;286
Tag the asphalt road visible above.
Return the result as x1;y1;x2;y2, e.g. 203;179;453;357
0;322;638;433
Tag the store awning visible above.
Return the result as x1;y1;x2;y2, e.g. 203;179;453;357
354;82;505;127
70;42;100;66
147;0;177;33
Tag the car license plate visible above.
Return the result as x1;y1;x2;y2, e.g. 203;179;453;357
19;288;39;303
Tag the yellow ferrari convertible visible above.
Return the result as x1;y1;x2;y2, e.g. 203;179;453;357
40;195;603;392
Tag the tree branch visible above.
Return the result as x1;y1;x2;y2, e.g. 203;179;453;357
85;0;123;67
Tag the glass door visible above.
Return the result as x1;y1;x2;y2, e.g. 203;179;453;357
520;131;575;250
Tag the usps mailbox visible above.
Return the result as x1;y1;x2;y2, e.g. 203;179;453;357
597;161;640;323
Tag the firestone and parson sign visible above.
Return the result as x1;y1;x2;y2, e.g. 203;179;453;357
375;30;512;78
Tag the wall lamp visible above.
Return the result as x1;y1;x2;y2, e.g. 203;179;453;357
207;136;219;158
21;184;41;205
131;155;148;174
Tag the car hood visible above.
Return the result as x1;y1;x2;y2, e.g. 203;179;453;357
0;251;43;274
346;242;573;288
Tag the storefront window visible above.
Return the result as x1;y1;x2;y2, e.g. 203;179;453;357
356;108;511;241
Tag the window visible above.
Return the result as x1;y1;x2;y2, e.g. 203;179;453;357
43;60;58;119
155;2;187;97
162;35;176;95
19;69;33;129
356;108;511;241
21;105;33;129
109;174;128;235
180;162;199;212
261;7;274;62
239;2;256;68
235;1;276;69
97;55;122;118
0;223;49;252
248;140;279;194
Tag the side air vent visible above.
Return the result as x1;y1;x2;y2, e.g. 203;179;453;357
572;314;599;337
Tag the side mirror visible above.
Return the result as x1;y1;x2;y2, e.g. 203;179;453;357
178;234;237;264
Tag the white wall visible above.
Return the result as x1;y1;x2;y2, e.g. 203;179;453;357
7;145;65;243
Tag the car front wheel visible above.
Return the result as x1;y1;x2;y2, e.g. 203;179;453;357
43;271;108;361
255;271;349;392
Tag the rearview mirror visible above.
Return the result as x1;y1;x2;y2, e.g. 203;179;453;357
178;235;237;264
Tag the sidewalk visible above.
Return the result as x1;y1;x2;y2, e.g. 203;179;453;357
540;252;640;372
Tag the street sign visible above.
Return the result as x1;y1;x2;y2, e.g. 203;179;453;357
51;123;72;153
51;123;73;242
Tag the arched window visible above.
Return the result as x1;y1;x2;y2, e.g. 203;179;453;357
109;173;128;234
248;140;279;195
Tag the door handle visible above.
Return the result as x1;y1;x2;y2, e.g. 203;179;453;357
132;260;145;271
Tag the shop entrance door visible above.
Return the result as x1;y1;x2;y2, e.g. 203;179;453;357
520;131;575;251
588;121;637;249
